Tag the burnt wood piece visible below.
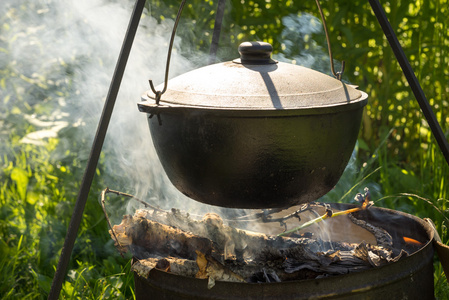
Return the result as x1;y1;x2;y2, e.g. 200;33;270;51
112;215;215;260
111;209;402;283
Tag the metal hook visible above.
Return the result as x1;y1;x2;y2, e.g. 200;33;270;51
315;0;345;80
149;0;187;103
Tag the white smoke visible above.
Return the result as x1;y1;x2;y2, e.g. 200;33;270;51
2;1;376;223
1;0;219;216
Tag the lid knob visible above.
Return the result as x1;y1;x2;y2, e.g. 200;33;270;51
237;41;277;65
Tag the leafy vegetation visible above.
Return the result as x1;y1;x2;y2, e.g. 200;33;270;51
1;0;448;298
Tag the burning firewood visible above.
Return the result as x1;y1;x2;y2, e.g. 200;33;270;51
132;209;324;261
130;245;374;288
110;208;401;285
112;210;327;260
195;250;246;288
105;188;414;286
132;256;199;278
111;214;215;260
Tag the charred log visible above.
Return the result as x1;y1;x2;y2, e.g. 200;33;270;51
110;208;403;285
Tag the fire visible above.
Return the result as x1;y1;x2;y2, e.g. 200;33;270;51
403;236;424;246
102;186;432;290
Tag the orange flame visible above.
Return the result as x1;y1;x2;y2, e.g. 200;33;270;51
403;236;423;246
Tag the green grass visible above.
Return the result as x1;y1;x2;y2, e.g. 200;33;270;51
0;140;136;299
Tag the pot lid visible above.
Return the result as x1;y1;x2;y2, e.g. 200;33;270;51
143;41;366;110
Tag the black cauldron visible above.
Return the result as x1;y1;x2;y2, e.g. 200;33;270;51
138;42;368;208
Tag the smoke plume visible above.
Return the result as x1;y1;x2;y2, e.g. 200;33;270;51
1;1;377;225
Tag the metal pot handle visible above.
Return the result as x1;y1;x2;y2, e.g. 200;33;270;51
148;0;344;102
315;0;345;80
148;0;187;104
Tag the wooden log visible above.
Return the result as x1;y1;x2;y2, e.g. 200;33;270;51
132;256;199;279
111;215;215;260
112;208;397;284
133;209;335;261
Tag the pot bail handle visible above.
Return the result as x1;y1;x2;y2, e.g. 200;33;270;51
315;0;345;80
148;0;187;103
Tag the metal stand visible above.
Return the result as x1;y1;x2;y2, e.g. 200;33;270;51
48;0;227;298
369;0;449;165
47;0;147;298
48;0;448;299
209;0;227;64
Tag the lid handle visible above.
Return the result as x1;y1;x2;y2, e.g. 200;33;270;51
237;41;277;65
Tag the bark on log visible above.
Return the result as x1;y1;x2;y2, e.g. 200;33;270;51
132;209;348;261
111;208;398;284
112;215;215;260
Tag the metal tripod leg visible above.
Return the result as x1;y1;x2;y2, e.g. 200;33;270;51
369;0;449;166
209;0;227;64
48;0;147;298
47;0;229;298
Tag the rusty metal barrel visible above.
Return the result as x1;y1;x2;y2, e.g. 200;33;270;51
132;204;435;299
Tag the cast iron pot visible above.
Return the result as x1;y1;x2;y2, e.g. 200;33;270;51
138;42;368;208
